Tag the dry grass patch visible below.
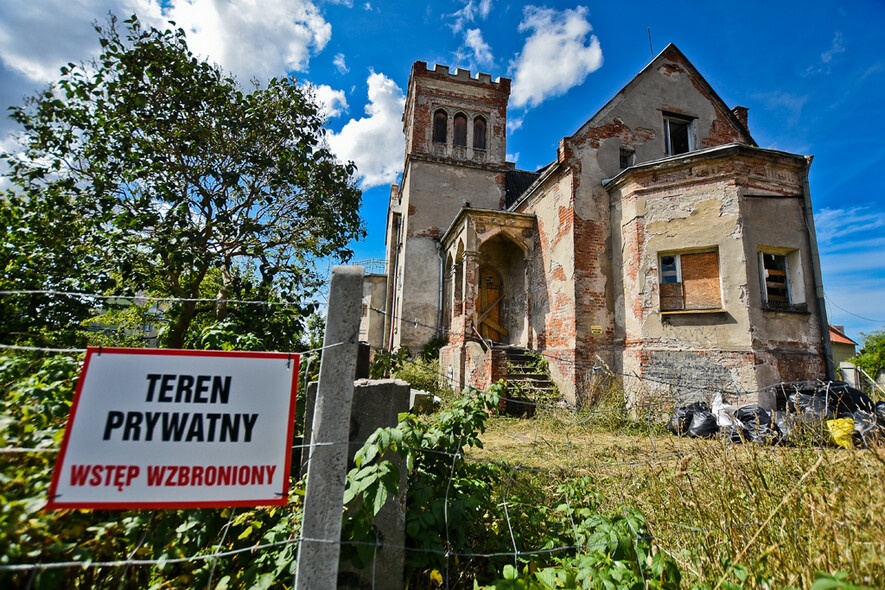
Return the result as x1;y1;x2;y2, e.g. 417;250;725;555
470;411;885;588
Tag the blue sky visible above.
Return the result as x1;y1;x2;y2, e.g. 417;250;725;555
1;0;883;343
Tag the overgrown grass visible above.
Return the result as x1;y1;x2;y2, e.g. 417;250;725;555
471;398;885;589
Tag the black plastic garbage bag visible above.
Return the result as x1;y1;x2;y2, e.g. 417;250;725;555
734;405;777;443
824;381;876;416
771;411;796;443
720;424;747;443
789;392;834;420
688;410;719;438
668;402;710;436
876;401;885;423
853;410;884;446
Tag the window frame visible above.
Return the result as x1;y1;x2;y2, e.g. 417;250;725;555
758;248;807;312
658;249;724;313
619;147;635;170
663;113;696;156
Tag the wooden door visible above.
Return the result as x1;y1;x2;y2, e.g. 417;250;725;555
477;267;508;342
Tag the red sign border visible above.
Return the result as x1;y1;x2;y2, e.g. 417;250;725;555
47;347;300;510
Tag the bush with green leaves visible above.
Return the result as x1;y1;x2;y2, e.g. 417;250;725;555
850;329;885;383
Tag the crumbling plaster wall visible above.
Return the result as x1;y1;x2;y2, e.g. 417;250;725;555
538;48;753;403
607;150;826;406
570;47;751;183
739;185;826;388
610;172;755;403
515;169;582;402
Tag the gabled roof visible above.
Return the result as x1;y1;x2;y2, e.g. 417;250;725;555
829;325;858;346
569;43;756;147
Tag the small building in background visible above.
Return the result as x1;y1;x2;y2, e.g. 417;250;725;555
829;325;858;367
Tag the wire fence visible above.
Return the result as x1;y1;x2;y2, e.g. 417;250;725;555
1;295;884;589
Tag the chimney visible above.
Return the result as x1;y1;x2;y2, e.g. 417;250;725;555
732;106;749;132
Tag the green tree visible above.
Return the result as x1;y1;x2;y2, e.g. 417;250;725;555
850;329;885;382
2;15;363;348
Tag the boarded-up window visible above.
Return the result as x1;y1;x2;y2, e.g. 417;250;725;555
659;251;721;311
473;116;487;150
682;252;721;309
454;113;467;146
433;110;447;143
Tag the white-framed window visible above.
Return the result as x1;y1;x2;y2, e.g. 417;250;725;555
663;114;696;155
659;250;722;311
759;248;806;311
619;147;635;169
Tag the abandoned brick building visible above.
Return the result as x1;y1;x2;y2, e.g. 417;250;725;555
364;44;833;407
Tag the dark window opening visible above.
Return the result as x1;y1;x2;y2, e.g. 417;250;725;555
762;253;789;303
473;117;487;150
433;110;447;143
664;116;693;155
619;147;634;169
454;113;467;146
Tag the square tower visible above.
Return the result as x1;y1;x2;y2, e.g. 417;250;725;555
384;62;513;349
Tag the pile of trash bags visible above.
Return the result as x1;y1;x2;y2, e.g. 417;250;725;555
668;381;885;448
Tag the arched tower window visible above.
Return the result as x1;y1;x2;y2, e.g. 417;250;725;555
473;116;487;150
433;110;447;143
453;113;468;146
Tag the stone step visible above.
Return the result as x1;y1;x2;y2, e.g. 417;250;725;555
506;380;556;392
506;373;552;381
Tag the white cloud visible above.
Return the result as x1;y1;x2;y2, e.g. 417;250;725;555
754;91;808;126
814;203;885;337
0;0;332;86
327;72;405;189
163;0;331;81
506;152;519;164
307;83;348;119
803;31;846;76
509;5;603;109
0;1;160;83
814;205;885;246
449;0;493;33
465;29;493;67
334;53;349;74
507;115;524;132
363;2;372;10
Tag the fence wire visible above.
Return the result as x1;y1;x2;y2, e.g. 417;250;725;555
1;302;883;588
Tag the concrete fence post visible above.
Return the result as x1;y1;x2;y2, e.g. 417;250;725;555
295;266;364;590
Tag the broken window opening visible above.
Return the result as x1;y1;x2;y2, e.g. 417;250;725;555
473;116;487;150
663;114;695;155
433;110;447;143
659;251;722;312
453;113;468;147
761;253;789;303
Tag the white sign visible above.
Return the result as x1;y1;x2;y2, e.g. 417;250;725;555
48;347;299;509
